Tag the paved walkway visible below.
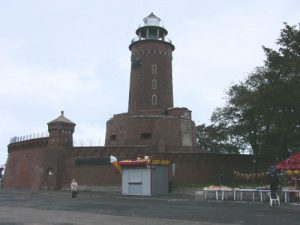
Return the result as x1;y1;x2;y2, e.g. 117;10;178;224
0;188;299;225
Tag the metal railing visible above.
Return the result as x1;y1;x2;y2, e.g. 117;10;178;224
131;37;173;44
73;139;104;147
9;132;49;144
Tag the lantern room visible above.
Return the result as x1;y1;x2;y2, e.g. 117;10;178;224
135;12;168;41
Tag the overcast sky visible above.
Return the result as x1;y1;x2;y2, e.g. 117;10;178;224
0;0;299;165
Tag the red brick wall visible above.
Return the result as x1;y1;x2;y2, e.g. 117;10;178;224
62;160;121;187
3;138;72;190
3;142;272;190
60;149;272;188
3;145;48;189
59;146;148;188
151;152;272;184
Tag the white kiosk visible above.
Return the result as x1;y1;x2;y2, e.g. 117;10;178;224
119;158;170;196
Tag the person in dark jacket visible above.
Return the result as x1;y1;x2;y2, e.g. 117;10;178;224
269;169;279;198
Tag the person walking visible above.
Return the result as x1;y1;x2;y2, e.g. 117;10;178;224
70;178;78;198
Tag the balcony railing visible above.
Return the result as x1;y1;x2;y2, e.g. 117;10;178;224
131;37;173;44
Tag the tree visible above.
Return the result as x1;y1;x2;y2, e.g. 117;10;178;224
197;23;300;161
196;123;241;154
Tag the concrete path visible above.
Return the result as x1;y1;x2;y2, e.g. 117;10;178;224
0;206;213;225
0;188;299;225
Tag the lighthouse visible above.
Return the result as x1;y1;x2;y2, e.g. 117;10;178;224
105;13;196;151
128;12;174;114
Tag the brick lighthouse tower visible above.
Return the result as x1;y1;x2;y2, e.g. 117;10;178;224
105;13;196;151
128;13;174;113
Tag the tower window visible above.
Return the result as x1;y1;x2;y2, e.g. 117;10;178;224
47;168;54;176
110;135;117;141
140;133;152;139
152;64;157;74
152;79;157;90
152;95;157;105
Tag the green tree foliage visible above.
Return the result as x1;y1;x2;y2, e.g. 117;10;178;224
196;23;300;161
196;123;241;154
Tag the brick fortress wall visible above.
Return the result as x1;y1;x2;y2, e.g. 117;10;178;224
59;148;272;188
3;138;271;190
3;138;49;189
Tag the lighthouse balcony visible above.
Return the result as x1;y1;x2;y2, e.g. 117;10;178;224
131;37;173;46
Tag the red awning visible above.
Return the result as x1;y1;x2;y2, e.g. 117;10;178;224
276;153;300;170
119;160;149;167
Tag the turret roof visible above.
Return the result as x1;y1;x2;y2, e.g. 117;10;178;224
144;12;160;20
143;12;161;25
48;111;75;125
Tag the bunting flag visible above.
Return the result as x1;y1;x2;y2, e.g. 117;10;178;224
233;170;267;181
